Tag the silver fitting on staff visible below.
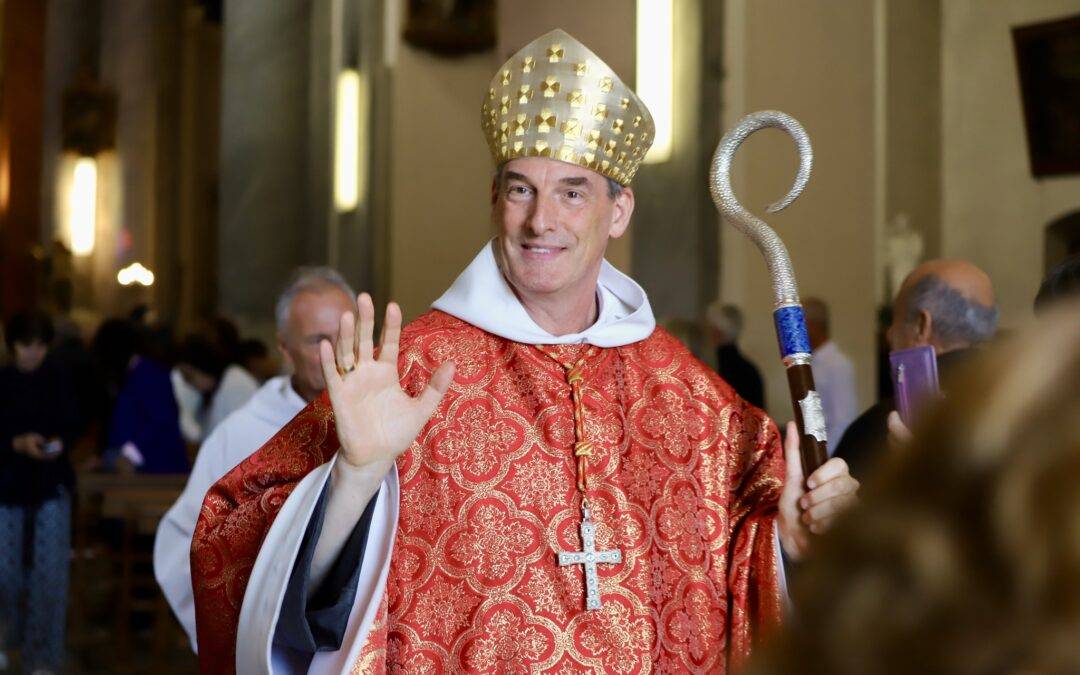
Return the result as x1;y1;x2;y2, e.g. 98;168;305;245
783;353;812;367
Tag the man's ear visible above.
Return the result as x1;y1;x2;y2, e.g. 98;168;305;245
491;177;500;206
915;309;934;346
608;187;635;239
276;333;294;371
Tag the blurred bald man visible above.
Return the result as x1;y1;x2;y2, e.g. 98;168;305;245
834;259;998;481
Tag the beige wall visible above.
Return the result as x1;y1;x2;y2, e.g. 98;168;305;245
721;0;879;421
887;0;941;264
942;0;1080;329
720;0;1080;420
387;45;497;320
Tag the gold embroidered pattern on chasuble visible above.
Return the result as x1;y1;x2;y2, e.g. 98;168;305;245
344;312;784;673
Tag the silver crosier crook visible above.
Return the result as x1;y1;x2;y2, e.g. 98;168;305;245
709;110;829;476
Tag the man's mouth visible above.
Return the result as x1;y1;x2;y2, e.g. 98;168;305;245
521;243;567;257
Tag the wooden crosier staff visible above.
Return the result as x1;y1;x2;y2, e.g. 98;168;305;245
709;110;829;478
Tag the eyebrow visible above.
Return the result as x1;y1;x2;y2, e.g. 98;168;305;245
504;171;592;188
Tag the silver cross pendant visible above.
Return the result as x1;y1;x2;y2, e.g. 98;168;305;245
557;506;622;610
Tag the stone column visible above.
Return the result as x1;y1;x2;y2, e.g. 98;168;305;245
94;0;186;317
630;0;716;328
218;0;318;333
0;0;47;317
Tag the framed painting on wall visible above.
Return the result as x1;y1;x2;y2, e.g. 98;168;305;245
1013;13;1080;177
402;0;496;56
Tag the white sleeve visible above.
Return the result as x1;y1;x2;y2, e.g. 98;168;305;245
153;427;231;651
172;368;205;443
207;376;258;434
828;359;859;454
236;458;399;675
774;524;791;612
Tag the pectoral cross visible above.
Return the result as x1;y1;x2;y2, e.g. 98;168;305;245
557;506;622;610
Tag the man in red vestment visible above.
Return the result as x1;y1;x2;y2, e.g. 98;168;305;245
190;29;859;674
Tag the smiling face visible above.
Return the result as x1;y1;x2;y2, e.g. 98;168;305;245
492;157;634;309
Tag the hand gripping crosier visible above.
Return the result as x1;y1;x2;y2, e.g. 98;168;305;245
710;110;829;478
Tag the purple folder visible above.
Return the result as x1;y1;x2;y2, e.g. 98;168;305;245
889;345;941;426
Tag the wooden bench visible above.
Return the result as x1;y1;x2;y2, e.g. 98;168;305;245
70;472;189;672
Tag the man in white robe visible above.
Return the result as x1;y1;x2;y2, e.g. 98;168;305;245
154;267;356;649
804;297;859;454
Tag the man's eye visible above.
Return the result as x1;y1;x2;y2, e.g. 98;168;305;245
567;190;582;199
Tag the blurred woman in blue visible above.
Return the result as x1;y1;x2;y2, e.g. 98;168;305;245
92;318;189;474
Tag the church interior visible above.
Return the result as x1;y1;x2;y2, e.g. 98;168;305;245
1;0;1078;673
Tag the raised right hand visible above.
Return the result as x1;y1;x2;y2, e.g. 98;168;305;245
319;293;455;471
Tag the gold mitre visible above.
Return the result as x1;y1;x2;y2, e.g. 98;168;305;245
480;29;655;186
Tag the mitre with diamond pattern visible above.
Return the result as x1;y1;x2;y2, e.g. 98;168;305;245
480;28;656;186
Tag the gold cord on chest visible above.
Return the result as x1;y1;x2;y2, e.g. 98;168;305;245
536;345;621;611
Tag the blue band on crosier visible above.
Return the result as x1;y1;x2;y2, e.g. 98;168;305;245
773;305;811;359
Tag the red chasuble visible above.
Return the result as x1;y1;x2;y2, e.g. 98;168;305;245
192;311;784;673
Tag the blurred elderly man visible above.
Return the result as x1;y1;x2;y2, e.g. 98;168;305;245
835;259;998;481
803;297;858;454
154;266;356;650
707;301;766;408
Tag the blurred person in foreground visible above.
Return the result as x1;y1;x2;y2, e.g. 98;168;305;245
707;301;766;409
748;300;1080;675
803;297;858;454
835;259;998;481
93;318;189;473
155;267;356;650
0;312;80;675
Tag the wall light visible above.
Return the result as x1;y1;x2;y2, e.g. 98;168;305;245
118;261;155;287
637;0;674;164
68;156;98;256
61;74;115;256
334;69;363;212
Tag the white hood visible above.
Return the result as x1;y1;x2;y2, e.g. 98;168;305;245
432;240;655;348
246;376;307;427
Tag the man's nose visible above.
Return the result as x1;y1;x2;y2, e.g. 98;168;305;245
525;194;556;236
